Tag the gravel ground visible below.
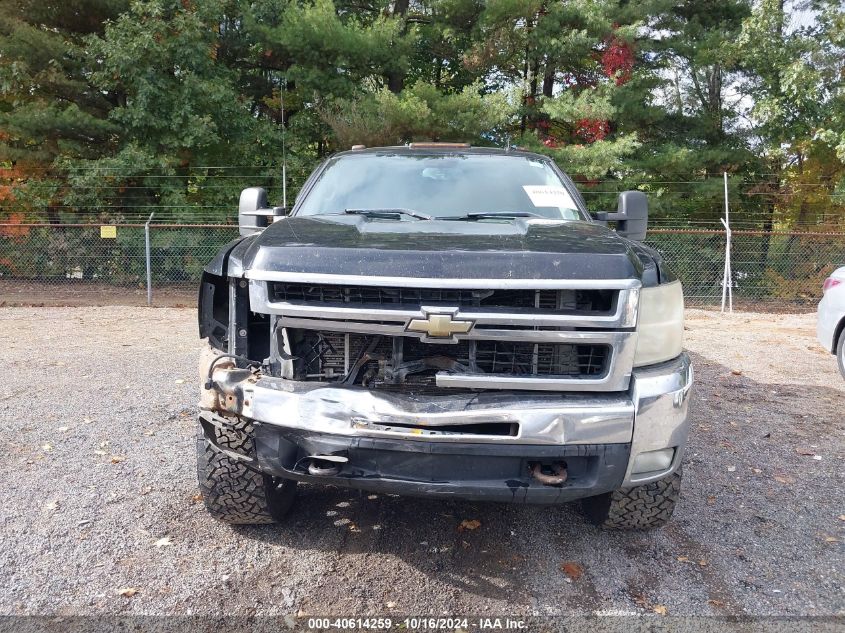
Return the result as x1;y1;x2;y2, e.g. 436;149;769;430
0;306;843;617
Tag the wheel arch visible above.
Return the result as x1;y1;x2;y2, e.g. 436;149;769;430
833;314;845;354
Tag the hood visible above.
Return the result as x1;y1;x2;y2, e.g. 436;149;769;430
232;215;646;281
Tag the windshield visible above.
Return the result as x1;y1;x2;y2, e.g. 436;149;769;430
295;153;584;220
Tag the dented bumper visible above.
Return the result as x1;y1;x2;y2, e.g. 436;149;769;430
199;346;692;502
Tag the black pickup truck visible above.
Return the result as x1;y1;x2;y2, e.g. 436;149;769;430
197;144;692;529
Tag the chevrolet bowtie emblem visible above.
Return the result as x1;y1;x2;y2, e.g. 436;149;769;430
407;312;474;338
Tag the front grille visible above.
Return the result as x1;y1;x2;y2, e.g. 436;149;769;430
289;330;609;391
271;282;614;313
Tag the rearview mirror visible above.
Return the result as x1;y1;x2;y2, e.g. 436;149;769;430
238;187;286;236
595;191;648;241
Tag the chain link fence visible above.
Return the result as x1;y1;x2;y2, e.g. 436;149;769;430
0;223;234;285
645;229;845;308
0;223;238;305
2;170;844;309
1;222;844;308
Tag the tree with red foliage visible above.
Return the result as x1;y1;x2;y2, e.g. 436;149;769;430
601;35;635;86
572;32;634;145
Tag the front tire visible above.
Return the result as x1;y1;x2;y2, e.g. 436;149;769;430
196;414;296;524
581;469;681;530
837;330;845;379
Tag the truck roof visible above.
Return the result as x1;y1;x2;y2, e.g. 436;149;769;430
333;144;551;161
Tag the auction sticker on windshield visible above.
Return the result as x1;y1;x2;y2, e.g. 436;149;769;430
522;185;577;209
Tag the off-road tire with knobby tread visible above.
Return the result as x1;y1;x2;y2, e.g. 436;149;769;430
581;469;681;530
196;414;296;524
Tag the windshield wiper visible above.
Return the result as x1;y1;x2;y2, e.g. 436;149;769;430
344;208;434;221
438;211;543;221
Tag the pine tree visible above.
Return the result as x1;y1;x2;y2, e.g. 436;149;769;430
0;0;127;165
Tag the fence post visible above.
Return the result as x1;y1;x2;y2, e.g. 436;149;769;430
721;172;733;313
145;212;154;306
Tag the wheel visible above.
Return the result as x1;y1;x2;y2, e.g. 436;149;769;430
837;330;845;379
196;414;297;524
581;469;681;530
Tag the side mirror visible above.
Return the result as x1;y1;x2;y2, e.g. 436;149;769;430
595;191;648;241
238;187;286;236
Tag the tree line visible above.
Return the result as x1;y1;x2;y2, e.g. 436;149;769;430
0;0;843;229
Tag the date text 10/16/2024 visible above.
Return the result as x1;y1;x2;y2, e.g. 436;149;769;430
307;618;528;630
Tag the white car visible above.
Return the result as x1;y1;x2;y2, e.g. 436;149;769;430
817;266;845;378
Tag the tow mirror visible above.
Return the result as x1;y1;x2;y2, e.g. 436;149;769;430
238;187;287;236
595;191;648;241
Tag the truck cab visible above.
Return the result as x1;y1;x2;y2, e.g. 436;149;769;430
196;145;692;529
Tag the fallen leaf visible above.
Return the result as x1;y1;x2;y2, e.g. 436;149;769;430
175;379;185;384
653;605;668;616
706;495;716;505
154;536;172;548
838;515;845;522
385;602;396;609
731;369;743;376
118;587;138;598
458;519;481;532
707;599;725;608
42;444;53;452
560;562;584;580
751;468;762;474
773;475;794;485
823;535;840;543
795;448;815;456
191;493;203;503
45;500;59;511
110;456;124;464
698;559;708;567
676;556;690;563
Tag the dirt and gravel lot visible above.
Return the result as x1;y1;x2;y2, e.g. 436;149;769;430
1;306;843;618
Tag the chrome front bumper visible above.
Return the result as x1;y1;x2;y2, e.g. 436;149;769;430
200;347;692;488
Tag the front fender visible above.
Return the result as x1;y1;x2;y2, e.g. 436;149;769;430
204;235;248;276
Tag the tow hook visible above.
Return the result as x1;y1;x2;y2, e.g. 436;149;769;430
306;455;348;477
530;462;568;486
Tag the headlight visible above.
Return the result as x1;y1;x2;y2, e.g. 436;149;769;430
634;280;684;367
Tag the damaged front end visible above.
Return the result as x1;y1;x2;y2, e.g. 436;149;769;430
197;270;692;503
